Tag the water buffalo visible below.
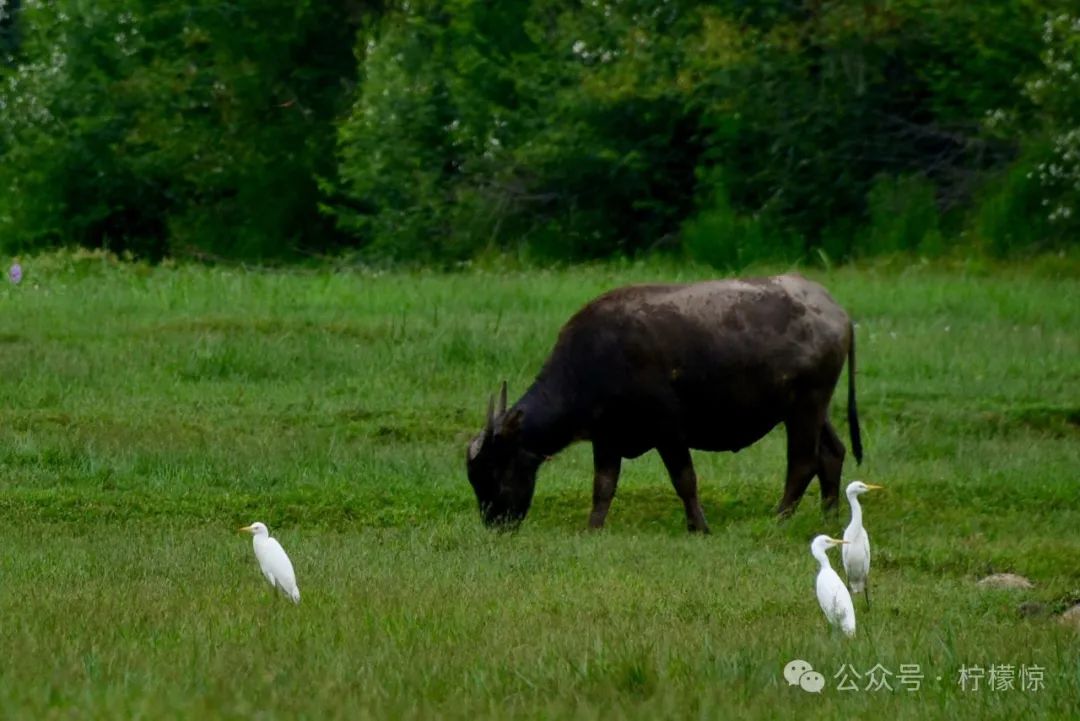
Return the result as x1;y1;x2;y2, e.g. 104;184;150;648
466;274;861;532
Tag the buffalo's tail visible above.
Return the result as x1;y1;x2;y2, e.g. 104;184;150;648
847;321;863;464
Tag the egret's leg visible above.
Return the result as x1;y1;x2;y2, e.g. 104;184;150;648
588;446;622;530
817;421;847;515
777;403;826;517
658;444;710;534
864;583;871;611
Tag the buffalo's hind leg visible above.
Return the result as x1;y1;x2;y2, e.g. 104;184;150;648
776;402;827;518
588;445;622;530
658;444;710;534
817;420;846;515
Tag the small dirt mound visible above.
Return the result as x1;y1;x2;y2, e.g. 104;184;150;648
1059;605;1080;629
977;573;1034;589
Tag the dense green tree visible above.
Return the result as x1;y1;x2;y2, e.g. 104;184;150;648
0;1;359;258
669;2;1049;258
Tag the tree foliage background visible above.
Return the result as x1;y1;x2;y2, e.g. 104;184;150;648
0;0;1076;264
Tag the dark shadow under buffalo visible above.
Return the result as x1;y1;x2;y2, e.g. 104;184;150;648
466;274;862;532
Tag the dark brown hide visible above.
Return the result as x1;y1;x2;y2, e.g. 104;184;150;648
466;274;861;531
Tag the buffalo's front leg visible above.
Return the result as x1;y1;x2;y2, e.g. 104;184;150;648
588;446;622;529
658;445;710;533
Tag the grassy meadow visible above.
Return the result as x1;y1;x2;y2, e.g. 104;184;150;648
0;250;1077;719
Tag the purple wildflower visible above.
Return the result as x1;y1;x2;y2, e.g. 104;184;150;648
9;263;21;285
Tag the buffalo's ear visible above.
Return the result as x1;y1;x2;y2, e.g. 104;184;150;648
467;434;484;461
497;407;524;438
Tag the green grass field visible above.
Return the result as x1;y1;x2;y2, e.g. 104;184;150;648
0;250;1077;719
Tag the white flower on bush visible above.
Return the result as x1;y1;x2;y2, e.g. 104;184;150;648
1024;14;1080;226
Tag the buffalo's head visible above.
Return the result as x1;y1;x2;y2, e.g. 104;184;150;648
466;382;543;528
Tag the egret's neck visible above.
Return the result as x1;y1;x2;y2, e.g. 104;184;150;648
812;546;832;569
847;492;863;529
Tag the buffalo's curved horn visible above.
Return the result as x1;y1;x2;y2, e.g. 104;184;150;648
498;381;508;416
485;393;495;436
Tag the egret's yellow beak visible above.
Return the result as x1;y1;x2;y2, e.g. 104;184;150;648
830;537;849;544
865;484;885;491
238;525;254;533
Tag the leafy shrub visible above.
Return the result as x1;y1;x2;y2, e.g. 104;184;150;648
681;180;799;269
863;175;943;256
970;152;1053;257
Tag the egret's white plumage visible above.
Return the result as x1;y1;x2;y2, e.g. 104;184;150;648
841;481;883;609
240;522;300;604
811;535;855;637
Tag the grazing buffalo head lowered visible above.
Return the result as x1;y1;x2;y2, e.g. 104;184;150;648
465;382;543;527
464;276;862;532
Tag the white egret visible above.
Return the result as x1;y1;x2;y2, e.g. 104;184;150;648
841;481;884;609
239;522;300;604
810;535;855;637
